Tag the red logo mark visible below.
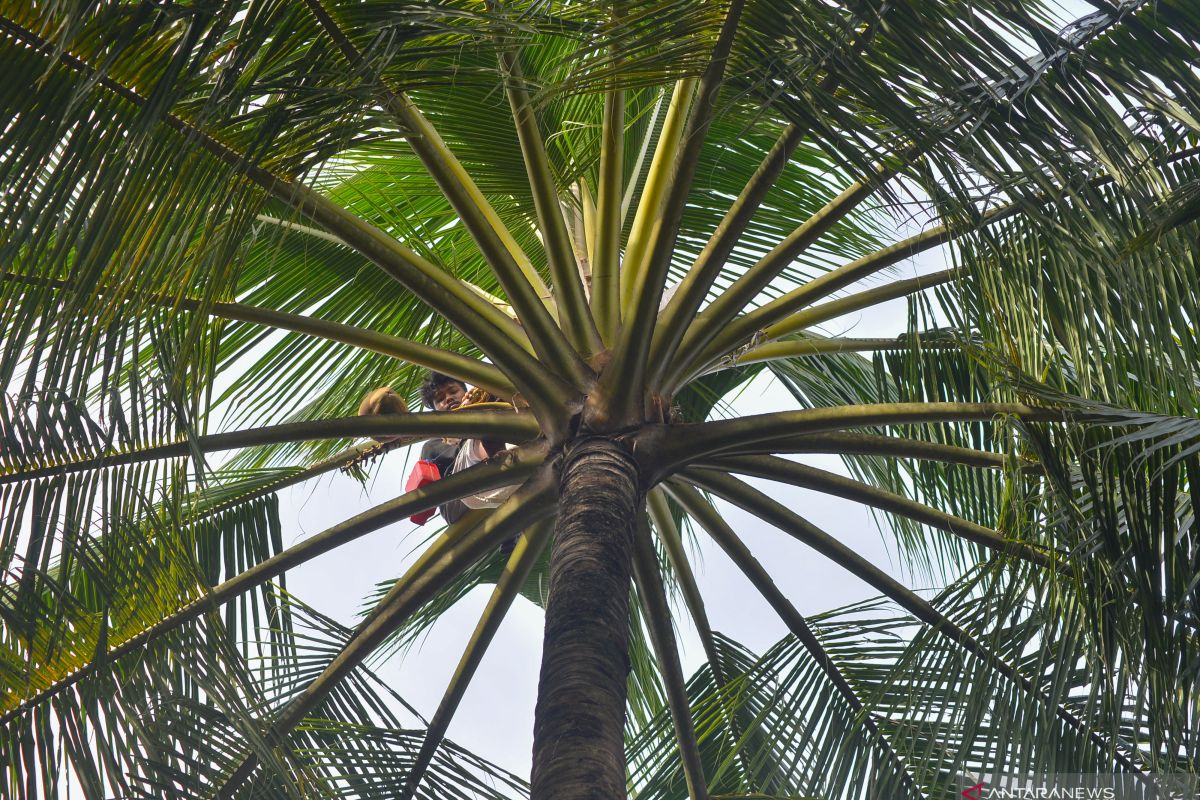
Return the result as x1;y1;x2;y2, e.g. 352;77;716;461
962;783;985;800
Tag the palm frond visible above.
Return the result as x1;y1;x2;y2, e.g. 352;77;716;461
5;0;1200;796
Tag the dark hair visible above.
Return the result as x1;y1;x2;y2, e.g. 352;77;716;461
419;372;467;410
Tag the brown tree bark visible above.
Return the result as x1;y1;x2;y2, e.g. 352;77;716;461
531;437;641;800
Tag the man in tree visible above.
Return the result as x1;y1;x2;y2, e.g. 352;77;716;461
357;373;513;525
419;371;515;515
356;377;472;524
416;373;471;524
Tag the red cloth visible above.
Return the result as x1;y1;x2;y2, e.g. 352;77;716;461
405;459;442;524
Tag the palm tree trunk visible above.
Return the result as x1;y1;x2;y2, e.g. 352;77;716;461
531;437;641;800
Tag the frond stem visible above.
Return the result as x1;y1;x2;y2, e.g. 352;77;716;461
684;470;1147;776
632;516;711;800
649;7;887;379
399;517;556;800
499;45;601;355
592;85;625;343
0;451;544;722
647;488;754;780
663;167;894;388
214;472;558;798
619;78;698;310
0;410;539;485
729;431;1027;471
710;336;958;369
674;269;958;389
604;0;743;423
301;0;595;390
643;402;1061;480
703;455;1061;569
668;480;922;795
673;140;1200;389
3;272;513;397
0;16;575;423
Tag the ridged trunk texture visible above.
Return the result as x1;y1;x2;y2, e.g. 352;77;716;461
530;437;641;800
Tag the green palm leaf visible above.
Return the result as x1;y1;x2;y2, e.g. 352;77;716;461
4;0;1200;796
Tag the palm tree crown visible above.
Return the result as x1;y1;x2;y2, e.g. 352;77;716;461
2;1;1199;798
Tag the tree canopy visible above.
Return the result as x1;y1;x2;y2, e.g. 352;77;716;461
2;0;1199;797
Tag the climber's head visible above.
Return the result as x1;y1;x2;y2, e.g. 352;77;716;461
420;372;467;412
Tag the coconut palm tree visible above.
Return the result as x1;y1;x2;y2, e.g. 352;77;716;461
2;0;1199;797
